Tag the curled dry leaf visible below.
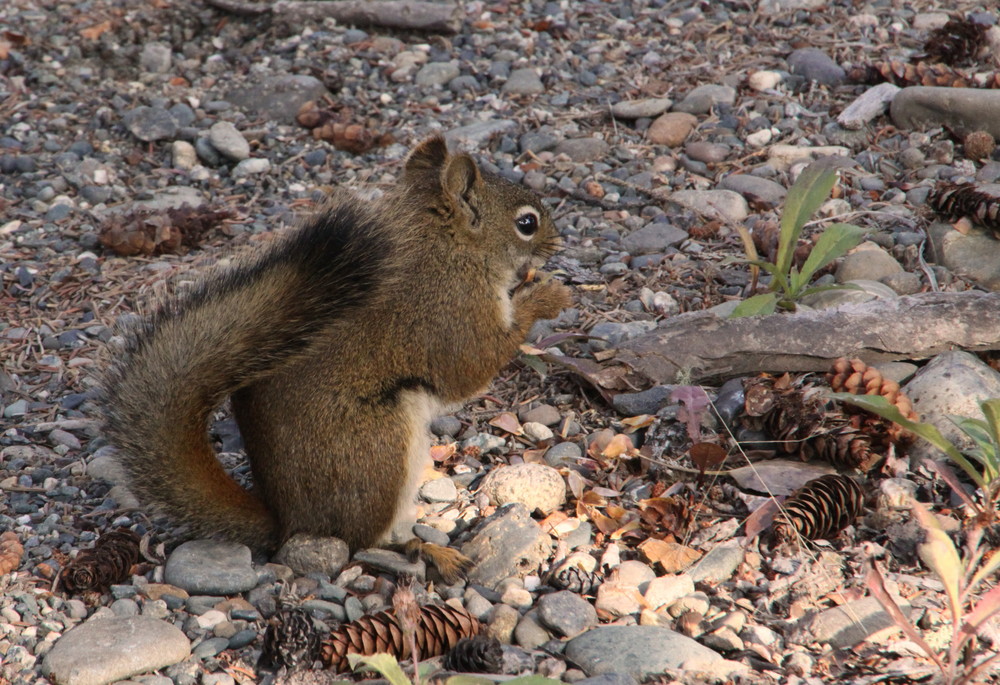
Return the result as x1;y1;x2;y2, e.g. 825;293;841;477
488;411;522;435
0;532;24;575
638;538;700;573
99;206;234;257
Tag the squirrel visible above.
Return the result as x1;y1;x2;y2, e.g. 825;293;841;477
101;135;571;581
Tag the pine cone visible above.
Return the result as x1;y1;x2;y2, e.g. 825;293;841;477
828;357;918;445
741;373;827;457
60;529;141;594
773;474;864;543
443;635;503;673
929;182;1000;238
847;60;1000;89
549;566;603;595
923;17;988;67
259;609;322;671
321;603;482;672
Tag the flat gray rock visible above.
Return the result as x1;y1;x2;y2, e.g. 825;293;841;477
837;82;900;130
718;174;787;204
225;74;329;125
537;590;598;638
42;616;189;685
673;84;736;115
891;87;1000;138
687;541;744;584
622;222;688;255
669;189;748;223
927;218;1000;291
163;540;258;595
611;98;672;120
273;533;350;577
444;119;518;150
787;47;846;87
565;625;722;678
461;503;552;590
790;596;910;648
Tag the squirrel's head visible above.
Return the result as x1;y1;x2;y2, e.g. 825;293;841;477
401;135;560;277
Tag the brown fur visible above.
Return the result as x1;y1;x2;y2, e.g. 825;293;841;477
102;136;570;560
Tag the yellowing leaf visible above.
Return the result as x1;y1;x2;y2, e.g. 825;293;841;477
489;411;522;435
430;442;457;462
912;500;963;622
621;414;655;430
639;538;701;572
80;20;112;40
602;433;637;459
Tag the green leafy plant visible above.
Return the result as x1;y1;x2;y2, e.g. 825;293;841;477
866;500;1000;685
831;394;1000;518
730;164;866;317
832;393;1000;683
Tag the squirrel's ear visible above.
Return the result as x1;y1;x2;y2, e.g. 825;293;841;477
442;153;481;202
405;135;450;174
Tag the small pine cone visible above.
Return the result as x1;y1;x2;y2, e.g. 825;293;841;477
60;529;141;594
827;357;918;444
443;635;504;673
808;422;880;473
321;603;482;672
258;609;322;671
549;566;603;595
773;474;865;543
929;182;1000;238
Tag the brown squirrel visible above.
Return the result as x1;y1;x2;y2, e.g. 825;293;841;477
101;136;571;581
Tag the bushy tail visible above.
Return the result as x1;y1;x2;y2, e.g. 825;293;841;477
102;202;392;552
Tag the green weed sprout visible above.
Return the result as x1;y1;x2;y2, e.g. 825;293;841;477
730;164;866;317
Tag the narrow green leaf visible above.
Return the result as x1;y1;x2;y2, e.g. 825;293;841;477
831;393;988;488
797;222;866;287
747;260;780;275
505;676;566;685
977;399;1000;480
519;352;548;379
912;500;963;624
349;653;412;685
776;165;838;278
729;293;779;318
797;282;863;298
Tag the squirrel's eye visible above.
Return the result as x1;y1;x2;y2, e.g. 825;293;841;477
514;208;540;240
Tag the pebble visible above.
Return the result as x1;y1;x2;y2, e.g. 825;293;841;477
478;463;565;513
123;107;177;142
902;350;1000;464
789;596;910;649
42;616;190;685
747;70;784;91
444;119;518;149
611;98;672;120
767;144;851;170
503;68;545;95
514;611;551;649
718;174;787;204
835;242;903;283
208;122;250;162
891;87;1000;139
564;625;723;678
647;112;698;146
170;141;198;170
272;533;350;577
545;441;582;468
837;83;900;130
555;138;610;163
416;61;460;87
139;42;172;74
622;222;687;254
687;542;744;584
643;574;695;610
684;141;729;164
537;591;599;638
926;219;1000;290
673;84;736;115
587;321;657;352
787;48;846;87
230;157;270;178
611;385;673;416
518;403;561;426
163;541;258;595
669;189;748;223
462;503;553;590
224;74;329;125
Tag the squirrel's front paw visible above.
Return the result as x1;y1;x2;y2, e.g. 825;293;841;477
515;277;572;321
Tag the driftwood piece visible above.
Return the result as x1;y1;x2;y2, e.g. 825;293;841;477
609;291;1000;386
204;0;462;33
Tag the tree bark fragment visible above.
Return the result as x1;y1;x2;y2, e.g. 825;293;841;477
608;292;1000;386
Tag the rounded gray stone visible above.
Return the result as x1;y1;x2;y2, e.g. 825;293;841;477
273;533;350;578
502;68;545;95
891;87;1000;139
565;625;722;678
835;243;903;283
163;540;258;594
42;616;190;685
673;84;736;115
718;174;787;204
123;107;177;142
537;590;598;638
416;61;460;87
687;541;744;584
208;121;250;162
555;137;610;162
478;463;565;514
611;98;673;120
224;74;330;125
787;47;846;87
622;222;688;255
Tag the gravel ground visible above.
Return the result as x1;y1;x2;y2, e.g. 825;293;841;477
3;0;1000;684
